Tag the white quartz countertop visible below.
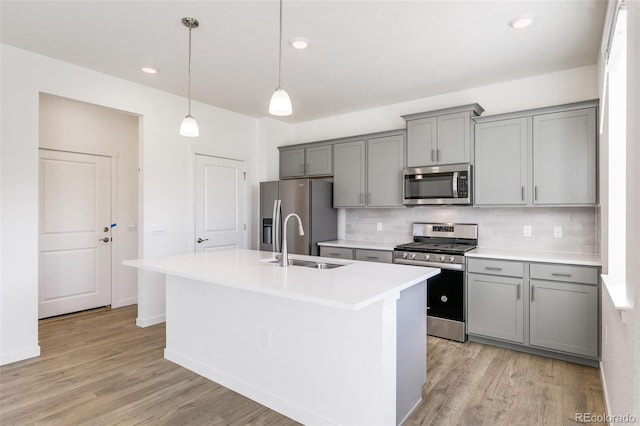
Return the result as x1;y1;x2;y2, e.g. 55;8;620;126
124;249;438;311
317;240;397;251
466;248;601;266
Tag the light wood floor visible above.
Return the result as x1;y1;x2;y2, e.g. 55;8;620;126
0;306;606;426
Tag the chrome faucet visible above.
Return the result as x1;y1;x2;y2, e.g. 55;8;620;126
281;213;305;267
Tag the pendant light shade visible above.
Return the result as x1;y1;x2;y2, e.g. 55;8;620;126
180;17;200;137
269;0;292;116
179;114;199;137
269;86;292;116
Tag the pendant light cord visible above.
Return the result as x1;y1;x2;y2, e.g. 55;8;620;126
188;25;193;115
277;0;283;88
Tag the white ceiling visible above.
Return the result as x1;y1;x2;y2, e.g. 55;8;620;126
1;1;607;123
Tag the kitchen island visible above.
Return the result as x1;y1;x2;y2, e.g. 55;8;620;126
124;249;438;426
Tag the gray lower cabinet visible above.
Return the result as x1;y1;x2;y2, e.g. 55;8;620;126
333;132;405;208
467;257;600;362
467;273;524;343
529;264;599;358
320;246;392;264
280;144;332;179
319;246;354;260
473;100;598;206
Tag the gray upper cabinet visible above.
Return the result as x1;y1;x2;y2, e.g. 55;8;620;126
333;131;405;208
406;117;436;167
279;144;332;179
473;100;598;206
334;140;366;207
532;108;597;205
280;148;306;178
403;104;483;167
474;118;529;205
367;135;404;207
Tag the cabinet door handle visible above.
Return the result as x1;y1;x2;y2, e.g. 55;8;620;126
534;186;538;201
359;193;364;204
551;272;572;277
299;164;304;174
437;149;441;162
521;186;525;201
485;266;502;271
531;285;535;302
516;283;521;300
367;193;372;204
431;149;435;162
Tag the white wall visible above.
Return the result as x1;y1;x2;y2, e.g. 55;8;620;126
599;1;640;423
290;65;598;145
0;45;282;364
39;93;139;308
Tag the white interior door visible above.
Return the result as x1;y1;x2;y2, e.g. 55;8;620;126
38;149;112;319
194;154;246;252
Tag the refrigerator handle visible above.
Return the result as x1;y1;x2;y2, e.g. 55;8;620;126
272;199;282;253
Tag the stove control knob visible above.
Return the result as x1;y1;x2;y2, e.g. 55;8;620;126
449;256;455;263
439;255;445;262
409;253;416;260
425;254;431;261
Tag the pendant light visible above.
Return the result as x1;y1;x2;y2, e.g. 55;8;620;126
179;17;200;137
269;0;292;116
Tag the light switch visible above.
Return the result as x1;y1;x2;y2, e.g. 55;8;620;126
377;222;383;232
523;225;532;237
554;226;562;238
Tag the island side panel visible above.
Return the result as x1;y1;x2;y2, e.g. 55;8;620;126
164;275;398;426
396;281;427;425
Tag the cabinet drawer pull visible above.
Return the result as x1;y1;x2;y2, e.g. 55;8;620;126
366;256;379;260
531;285;535;302
485;266;502;271
329;252;342;257
551;272;572;277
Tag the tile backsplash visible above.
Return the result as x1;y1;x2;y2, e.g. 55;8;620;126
345;206;598;254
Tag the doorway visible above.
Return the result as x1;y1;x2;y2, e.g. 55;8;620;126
194;154;247;252
38;149;112;318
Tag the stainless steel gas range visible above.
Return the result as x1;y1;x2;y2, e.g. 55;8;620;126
393;223;478;342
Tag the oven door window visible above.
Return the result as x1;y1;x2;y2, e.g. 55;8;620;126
405;172;454;199
427;269;464;321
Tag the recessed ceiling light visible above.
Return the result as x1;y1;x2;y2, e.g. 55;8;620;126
141;66;158;74
509;15;535;29
290;37;309;49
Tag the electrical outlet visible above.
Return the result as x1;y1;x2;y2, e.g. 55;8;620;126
377;222;383;232
554;226;563;238
523;225;532;237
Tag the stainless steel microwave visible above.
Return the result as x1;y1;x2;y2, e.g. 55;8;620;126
403;163;472;205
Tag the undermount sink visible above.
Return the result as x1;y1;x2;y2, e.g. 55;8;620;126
262;258;346;269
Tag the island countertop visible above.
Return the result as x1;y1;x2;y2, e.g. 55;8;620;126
124;249;438;311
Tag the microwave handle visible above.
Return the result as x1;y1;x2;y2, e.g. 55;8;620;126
452;171;459;197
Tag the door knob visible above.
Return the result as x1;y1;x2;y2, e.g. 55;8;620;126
99;237;110;243
196;237;209;244
104;227;109;232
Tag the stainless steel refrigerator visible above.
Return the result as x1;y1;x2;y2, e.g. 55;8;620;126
260;179;337;255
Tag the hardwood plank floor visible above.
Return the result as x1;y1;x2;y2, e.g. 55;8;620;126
0;306;606;425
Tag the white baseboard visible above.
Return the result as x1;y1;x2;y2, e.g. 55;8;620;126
599;361;612;418
111;297;137;309
164;348;335;426
0;345;41;366
136;314;165;327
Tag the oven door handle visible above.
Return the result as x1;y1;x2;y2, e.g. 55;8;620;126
393;258;465;271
